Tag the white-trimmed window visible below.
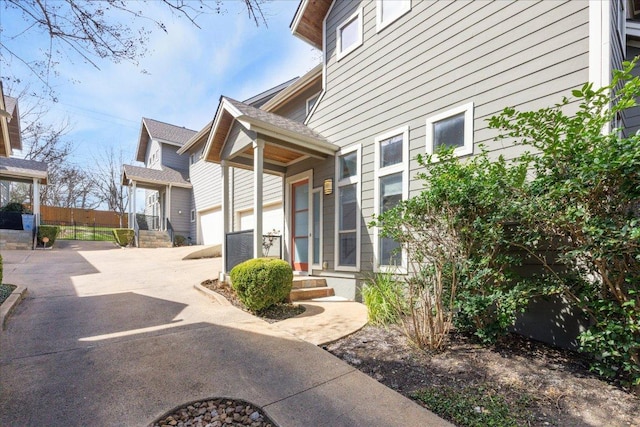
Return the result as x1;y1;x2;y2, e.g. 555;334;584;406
374;126;409;272
426;102;474;159
306;92;320;115
312;187;323;268
190;209;196;222
336;7;363;60
376;0;411;33
335;144;361;271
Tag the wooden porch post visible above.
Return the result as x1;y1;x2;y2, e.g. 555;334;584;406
220;160;230;280
253;138;264;259
166;184;172;230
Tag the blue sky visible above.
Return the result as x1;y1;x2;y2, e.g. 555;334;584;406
1;0;319;169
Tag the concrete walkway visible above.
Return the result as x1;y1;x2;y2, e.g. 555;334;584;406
0;241;451;426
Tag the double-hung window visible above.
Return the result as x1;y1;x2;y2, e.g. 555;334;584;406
376;0;411;32
426;102;474;159
335;144;361;271
374;126;409;271
336;7;363;60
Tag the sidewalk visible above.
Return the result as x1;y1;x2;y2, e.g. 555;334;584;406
0;243;451;426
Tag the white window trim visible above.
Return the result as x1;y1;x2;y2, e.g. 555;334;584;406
311;187;323;269
425;102;474;160
306;92;321;116
190;209;195;223
284;170;314;275
374;126;409;273
334;144;361;272
376;0;411;33
336;7;363;61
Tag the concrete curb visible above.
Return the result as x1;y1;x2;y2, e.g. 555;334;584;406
1;286;28;331
193;283;232;306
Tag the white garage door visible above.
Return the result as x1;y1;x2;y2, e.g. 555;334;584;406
199;208;222;245
238;204;283;234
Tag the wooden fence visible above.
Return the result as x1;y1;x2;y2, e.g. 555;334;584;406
40;206;128;228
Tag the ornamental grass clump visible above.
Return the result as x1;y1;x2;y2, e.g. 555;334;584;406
230;258;293;312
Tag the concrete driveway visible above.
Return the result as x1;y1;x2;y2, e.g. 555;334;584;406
0;241;450;426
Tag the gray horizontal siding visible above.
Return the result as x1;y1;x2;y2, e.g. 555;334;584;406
222;122;256;160
231;168;283;231
271;81;323;123
170;187;191;239
305;0;590;277
162;144;189;171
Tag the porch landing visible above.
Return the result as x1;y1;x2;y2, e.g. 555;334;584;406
274;300;368;346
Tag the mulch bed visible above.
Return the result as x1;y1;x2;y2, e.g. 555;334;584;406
200;279;304;323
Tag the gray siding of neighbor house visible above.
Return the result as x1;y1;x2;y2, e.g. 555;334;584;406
271;81;323;123
188;146;222;242
146;138;162;170
304;0;590;277
232;167;283;231
162;143;189;172
170;186;191;238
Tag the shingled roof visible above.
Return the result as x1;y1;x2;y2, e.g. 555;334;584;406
0;157;48;184
224;97;327;142
135;118;197;162
121;164;191;188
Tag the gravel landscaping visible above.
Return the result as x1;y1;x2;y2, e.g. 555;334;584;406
150;398;277;427
0;283;17;305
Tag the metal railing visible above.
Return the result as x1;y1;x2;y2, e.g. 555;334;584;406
133;214;140;248
40;220;116;241
224;230;283;272
135;214;160;231
166;218;174;246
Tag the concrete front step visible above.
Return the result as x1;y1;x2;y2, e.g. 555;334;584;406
289;286;335;302
138;230;172;248
292;277;327;289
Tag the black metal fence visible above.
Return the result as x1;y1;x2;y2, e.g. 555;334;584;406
136;214;160;231
225;230;283;272
42;220;116;241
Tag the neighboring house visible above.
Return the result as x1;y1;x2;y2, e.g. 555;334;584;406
195;0;637;301
122;81;295;247
122;118;196;247
0;83;49;250
177;79;295;247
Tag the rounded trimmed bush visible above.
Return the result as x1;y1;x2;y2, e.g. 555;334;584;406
229;258;293;312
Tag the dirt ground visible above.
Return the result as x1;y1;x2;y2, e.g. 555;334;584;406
325;325;640;427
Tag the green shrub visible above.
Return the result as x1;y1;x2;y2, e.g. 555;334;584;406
230;258;293;312
0;202;29;213
37;225;59;247
362;273;407;326
113;229;134;247
174;234;187;247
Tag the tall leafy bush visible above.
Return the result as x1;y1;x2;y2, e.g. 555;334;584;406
488;60;640;387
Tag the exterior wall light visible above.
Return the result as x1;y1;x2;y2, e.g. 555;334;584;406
323;178;333;195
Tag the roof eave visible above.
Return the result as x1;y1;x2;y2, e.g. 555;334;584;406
261;64;323;112
177;121;213;155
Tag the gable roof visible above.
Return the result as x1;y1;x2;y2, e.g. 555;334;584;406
1;83;21;157
178;78;300;156
134;117;197;162
203;96;336;167
0;157;48;184
290;0;333;50
243;77;299;108
121;164;191;188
